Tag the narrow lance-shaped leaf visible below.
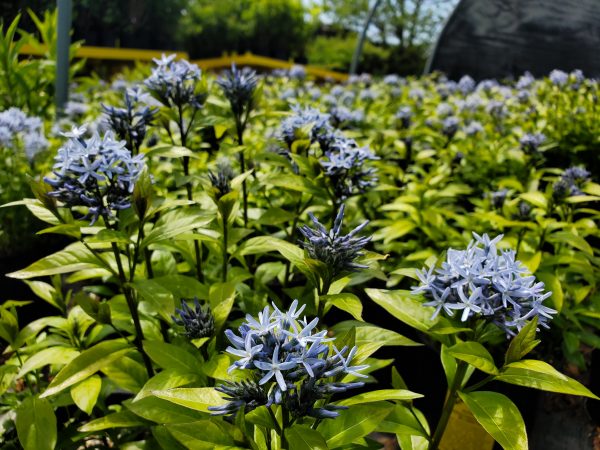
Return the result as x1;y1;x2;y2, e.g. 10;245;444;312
40;340;132;398
505;317;540;364
496;360;600;399
448;341;499;375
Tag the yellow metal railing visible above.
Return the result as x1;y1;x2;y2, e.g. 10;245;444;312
19;45;348;82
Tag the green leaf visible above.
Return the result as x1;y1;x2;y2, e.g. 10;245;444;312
151;387;227;413
71;375;102;414
520;251;542;273
381;403;429;439
286;425;329;450
132;279;175;322
547;231;593;256
86;229;131;244
166;420;240;449
496;360;600;399
128;396;208;423
101;356;148;393
135;369;201;401
519;192;547;209
238;236;306;269
17;346;79;378
318;402;393;448
145;145;199;159
365;289;440;333
152;425;188;450
458;391;527;450
7;242;107;279
78;410;148;432
337;389;423;407
24;280;62;311
15;396;57;450
141;208;213;249
40;340;132;398
217;191;239;224
535;272;563;312
322;293;363;321
264;172;323;195
505;317;540;364
448;341;498;375
209;282;236;333
372;220;416;244
331;321;420;361
143;340;203;373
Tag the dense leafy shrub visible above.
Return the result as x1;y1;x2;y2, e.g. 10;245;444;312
0;57;599;450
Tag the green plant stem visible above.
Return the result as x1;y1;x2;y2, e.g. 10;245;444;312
15;350;35;392
236;120;248;228
428;361;468;450
281;408;289;449
139;226;154;278
516;229;525;256
109;240;154;378
464;375;494;393
177;104;204;283
283;195;313;287
267;406;283;447
181;156;204;283
222;218;228;282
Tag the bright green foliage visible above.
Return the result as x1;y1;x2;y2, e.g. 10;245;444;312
1;45;599;450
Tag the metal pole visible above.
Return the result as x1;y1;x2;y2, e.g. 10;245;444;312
55;0;72;113
350;0;383;75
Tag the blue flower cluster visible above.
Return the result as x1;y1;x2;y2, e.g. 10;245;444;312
217;64;258;118
278;106;335;149
520;132;546;153
442;116;460;138
144;54;204;108
328;105;364;128
320;136;378;199
553;166;591;199
490;188;508;209
549;69;569;87
395;106;412;129
516;72;535;90
44;126;145;224
0;107;48;160
102;87;157;153
458;75;476;95
288;65;307;80
464;120;484;136
413;233;556;335
299;204;371;276
210;300;368;419
277;106;378;199
207;158;235;200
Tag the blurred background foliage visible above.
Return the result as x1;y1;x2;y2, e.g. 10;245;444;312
1;0;457;75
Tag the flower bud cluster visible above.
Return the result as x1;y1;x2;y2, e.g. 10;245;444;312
172;298;215;339
217;64;258;118
299;204;371;276
102;87;157;153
